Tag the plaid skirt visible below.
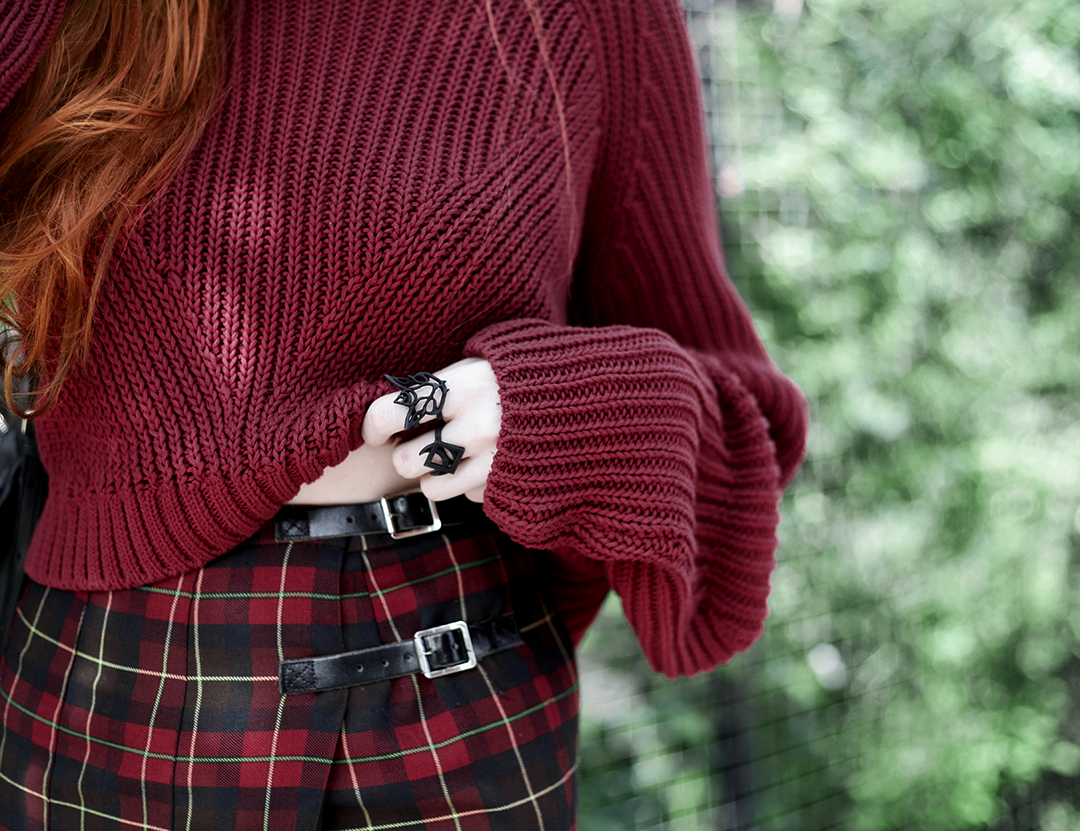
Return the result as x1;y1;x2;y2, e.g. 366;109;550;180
0;504;579;830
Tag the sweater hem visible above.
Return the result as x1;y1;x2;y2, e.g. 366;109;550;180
24;463;300;591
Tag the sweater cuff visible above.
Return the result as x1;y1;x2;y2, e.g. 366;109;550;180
465;318;711;574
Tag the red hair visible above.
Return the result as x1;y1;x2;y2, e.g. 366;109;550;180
0;0;225;417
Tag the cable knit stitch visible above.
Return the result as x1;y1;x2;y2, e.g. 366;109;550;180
3;0;807;677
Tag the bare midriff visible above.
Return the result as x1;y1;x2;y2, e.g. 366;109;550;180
286;441;421;506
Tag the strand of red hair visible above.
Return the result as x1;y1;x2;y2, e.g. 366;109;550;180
0;0;225;417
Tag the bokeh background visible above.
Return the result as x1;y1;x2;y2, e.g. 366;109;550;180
576;0;1080;827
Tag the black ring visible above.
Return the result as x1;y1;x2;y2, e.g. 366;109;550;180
385;372;449;430
385;372;465;475
419;422;465;476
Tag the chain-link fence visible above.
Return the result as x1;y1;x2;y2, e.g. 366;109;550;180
578;0;1080;827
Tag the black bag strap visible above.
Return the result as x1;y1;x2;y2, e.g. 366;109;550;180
0;384;47;650
14;419;46;555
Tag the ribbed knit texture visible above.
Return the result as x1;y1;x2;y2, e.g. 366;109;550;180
5;0;807;677
0;0;65;114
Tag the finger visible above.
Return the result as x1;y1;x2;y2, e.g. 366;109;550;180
418;456;493;503
361;392;406;446
362;384;447;446
391;420;497;480
433;359;499;421
465;485;486;504
363;361;483;446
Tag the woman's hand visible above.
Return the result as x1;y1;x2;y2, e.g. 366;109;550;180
361;358;502;503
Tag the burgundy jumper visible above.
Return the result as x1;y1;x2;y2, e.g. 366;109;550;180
1;0;807;680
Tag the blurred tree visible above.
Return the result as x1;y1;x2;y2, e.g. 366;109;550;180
579;0;1080;828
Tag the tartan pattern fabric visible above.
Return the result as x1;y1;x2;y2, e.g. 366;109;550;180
0;513;579;830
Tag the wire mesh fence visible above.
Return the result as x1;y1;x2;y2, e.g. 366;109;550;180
577;0;1080;827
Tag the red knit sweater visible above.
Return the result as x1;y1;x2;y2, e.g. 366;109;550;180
3;0;807;678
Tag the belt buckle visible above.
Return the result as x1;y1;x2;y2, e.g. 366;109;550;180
379;495;442;539
414;621;477;679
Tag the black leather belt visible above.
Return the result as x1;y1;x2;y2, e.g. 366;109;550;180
279;613;523;694
275;492;479;543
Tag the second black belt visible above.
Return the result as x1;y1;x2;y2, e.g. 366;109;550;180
279;613;523;694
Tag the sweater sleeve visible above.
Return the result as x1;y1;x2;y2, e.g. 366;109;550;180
464;0;808;678
0;0;66;114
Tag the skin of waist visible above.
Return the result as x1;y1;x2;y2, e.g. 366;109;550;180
287;441;421;505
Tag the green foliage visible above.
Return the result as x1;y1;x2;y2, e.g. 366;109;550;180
578;596;725;831
718;0;1080;826
579;0;1080;827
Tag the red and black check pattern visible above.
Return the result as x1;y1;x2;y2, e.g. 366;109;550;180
0;513;579;830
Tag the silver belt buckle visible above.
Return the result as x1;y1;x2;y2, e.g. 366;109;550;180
414;621;477;679
379;495;442;539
